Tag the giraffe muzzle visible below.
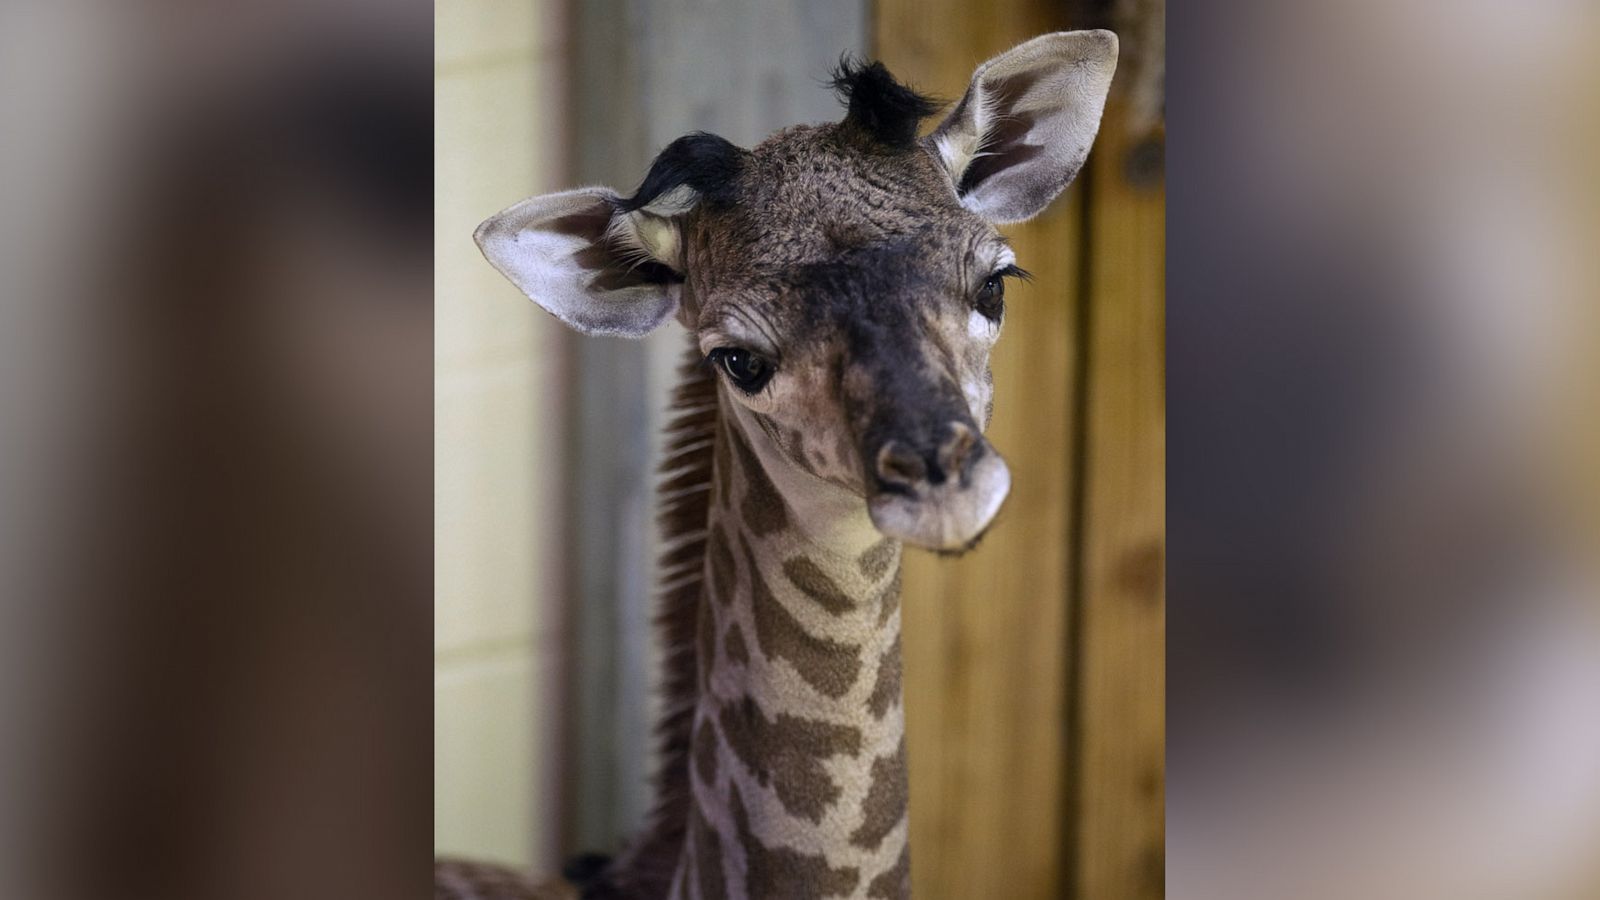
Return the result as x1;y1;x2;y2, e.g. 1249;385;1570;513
865;423;1012;552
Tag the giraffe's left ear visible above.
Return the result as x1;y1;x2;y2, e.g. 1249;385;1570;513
474;187;684;339
929;30;1118;224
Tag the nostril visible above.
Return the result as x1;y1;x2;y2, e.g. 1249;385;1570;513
939;422;981;481
875;441;927;491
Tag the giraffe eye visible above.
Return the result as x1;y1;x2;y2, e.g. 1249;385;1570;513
975;264;1030;322
708;347;775;394
975;276;1006;320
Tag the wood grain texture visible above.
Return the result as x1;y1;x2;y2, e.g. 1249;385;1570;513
873;3;1083;898
1072;95;1167;900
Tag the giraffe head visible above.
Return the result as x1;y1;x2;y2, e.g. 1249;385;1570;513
478;32;1117;552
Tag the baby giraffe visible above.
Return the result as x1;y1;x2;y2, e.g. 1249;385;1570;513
438;30;1116;900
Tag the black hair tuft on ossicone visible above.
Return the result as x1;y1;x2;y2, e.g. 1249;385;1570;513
615;131;747;212
830;55;942;150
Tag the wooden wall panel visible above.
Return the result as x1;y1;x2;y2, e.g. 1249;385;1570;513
1072;97;1167;900
873;3;1083;898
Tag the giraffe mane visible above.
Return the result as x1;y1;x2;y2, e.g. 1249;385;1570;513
589;337;720;898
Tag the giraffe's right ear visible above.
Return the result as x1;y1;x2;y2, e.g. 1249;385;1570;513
474;187;684;339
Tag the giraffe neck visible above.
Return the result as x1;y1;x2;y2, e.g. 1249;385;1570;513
669;400;911;900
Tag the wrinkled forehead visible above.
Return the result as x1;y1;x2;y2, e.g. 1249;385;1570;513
687;125;1005;335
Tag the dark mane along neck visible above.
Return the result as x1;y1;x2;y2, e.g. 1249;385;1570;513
590;336;720;898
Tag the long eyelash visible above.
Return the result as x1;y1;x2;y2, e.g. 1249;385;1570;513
996;264;1033;282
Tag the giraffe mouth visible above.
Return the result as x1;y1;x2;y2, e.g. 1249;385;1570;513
866;450;1011;553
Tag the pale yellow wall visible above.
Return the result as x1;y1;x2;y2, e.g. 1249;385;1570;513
434;0;569;873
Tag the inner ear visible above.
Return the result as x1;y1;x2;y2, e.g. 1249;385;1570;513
604;205;685;275
476;188;685;338
929;30;1118;224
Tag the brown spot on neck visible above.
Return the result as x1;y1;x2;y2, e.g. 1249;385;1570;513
782;555;855;615
691;802;728;900
857;538;898;581
707;521;736;607
717;694;861;824
866;640;902;720
728;421;789;537
730;782;861;899
740;533;861;699
848;742;908;851
876;567;902;629
866;844;910;899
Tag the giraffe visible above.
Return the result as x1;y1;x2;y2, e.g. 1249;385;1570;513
438;31;1117;900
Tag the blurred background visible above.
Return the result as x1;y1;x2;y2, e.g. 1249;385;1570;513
1;3;433;899
1167;1;1600;897
434;1;1165;898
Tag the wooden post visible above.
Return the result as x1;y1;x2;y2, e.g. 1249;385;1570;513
1070;95;1166;900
